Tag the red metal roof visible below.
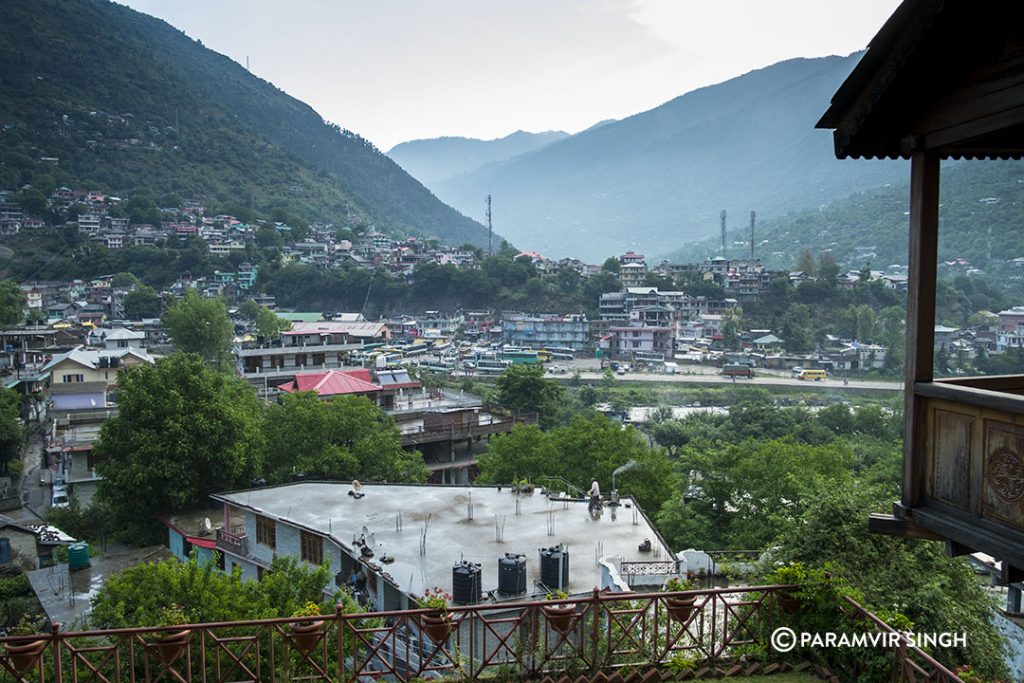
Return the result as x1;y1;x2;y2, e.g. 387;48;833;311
280;369;380;397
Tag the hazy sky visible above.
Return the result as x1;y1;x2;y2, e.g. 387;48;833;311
121;0;902;151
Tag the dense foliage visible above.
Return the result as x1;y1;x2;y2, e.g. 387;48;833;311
90;554;344;628
162;290;235;368
262;392;426;484
0;387;24;476
93;353;265;542
476;414;673;513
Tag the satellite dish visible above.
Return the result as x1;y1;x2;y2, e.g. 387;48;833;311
352;480;362;493
361;525;370;538
204;517;212;531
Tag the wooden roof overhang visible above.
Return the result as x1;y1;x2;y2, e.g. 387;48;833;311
817;0;1024;160
819;0;1024;573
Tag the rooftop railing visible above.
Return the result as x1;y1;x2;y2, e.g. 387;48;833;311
0;585;963;682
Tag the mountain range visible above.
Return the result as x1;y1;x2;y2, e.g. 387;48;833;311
0;0;492;247
397;54;907;261
388;130;569;187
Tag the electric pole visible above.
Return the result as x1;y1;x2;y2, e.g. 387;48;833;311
720;209;727;258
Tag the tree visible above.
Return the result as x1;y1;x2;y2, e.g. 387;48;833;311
795;249;817;276
0;281;25;328
94;353;265;542
122;285;161;319
163;290;234;368
720;307;742;351
262;392;427;484
780;303;815;353
0;388;23;476
238;300;261;320
90;554;341;629
770;485;1008;679
255;306;291;341
496;364;564;428
477;414;673;512
601;257;620;274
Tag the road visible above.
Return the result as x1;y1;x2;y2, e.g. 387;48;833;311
551;370;901;393
530;359;902;394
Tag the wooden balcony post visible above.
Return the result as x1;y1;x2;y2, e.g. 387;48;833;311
902;148;940;510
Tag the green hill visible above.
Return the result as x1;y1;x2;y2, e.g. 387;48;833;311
669;159;1024;295
0;0;491;246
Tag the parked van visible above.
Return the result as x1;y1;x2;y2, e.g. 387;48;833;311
798;369;828;381
722;364;755;378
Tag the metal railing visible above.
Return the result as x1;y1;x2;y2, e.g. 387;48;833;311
0;586;964;682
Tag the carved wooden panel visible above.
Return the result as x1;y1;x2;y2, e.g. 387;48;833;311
930;410;973;510
983;420;1024;529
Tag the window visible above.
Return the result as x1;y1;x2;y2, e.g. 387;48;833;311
0;537;9;564
256;515;276;549
300;531;322;565
62;374;84;383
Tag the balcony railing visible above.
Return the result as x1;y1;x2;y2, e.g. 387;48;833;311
214;527;247;556
0;586;963;682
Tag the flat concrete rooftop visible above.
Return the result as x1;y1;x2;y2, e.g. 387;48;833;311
215;482;672;600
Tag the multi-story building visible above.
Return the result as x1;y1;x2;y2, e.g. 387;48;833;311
502;313;589;351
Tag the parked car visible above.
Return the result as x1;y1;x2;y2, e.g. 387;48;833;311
791;366;804;375
51;487;70;508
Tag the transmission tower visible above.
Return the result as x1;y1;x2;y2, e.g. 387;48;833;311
720;209;727;258
750;210;756;260
486;194;493;257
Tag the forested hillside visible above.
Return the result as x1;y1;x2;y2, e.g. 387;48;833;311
0;0;491;246
671;159;1024;295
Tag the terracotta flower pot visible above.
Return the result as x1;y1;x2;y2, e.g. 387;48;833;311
665;596;698;624
150;630;191;665
777;591;800;615
4;639;47;674
420;612;452;644
289;621;324;655
542;604;578;634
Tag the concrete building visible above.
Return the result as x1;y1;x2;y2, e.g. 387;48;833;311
502;313;589;351
213;482;674;611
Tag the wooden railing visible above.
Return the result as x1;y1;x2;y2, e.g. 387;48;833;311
0;586;963;682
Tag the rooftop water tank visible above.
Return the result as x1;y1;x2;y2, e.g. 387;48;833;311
539;545;569;591
452;561;481;605
68;542;90;571
497;553;527;595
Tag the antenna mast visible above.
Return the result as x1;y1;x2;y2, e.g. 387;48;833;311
720;209;727;258
486;194;493;257
750;210;756;260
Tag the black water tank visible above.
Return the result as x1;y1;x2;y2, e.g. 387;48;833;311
498;553;527;595
452;561;482;605
540;545;569;590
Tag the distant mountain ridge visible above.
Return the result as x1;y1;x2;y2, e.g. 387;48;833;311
388;130;569;186
413;54;905;260
0;0;492;246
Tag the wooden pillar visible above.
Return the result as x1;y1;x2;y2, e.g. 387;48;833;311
902;149;940;511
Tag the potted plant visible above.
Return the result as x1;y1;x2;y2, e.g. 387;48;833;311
663;577;699;624
416;587;452;644
148;605;192;665
541;590;577;634
288;602;325;655
2;614;47;675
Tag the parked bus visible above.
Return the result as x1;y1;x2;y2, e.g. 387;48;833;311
543;347;576;360
797;369;828;381
476;358;512;374
502;349;542;365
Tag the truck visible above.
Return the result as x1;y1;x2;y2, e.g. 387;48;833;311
721;364;755;378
